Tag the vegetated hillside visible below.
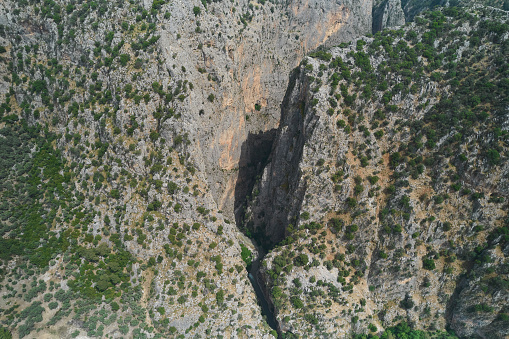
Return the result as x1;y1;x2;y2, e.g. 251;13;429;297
246;5;509;338
0;0;507;339
0;1;268;339
0;0;376;337
373;0;509;32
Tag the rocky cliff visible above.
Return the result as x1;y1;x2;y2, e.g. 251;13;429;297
154;0;374;218
372;0;509;32
247;5;509;338
0;0;373;338
0;0;508;338
372;0;406;32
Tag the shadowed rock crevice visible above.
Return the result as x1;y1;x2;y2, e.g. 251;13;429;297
234;131;281;335
233;68;314;337
234;129;277;235
372;0;406;33
243;67;318;250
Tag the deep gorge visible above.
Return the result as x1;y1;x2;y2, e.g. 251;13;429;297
0;1;508;338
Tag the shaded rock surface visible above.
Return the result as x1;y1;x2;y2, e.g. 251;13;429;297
373;0;406;31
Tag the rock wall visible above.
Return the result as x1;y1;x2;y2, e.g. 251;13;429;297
0;0;373;337
373;0;406;32
244;67;315;245
163;0;374;218
247;6;509;337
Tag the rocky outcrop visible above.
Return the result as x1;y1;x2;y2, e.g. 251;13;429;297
160;0;373;218
248;6;509;337
402;0;448;22
0;0;374;338
244;67;316;245
373;0;406;32
448;244;509;338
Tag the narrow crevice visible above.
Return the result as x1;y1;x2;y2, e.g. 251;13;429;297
234;129;280;334
248;254;280;335
444;272;468;330
234;129;277;235
372;0;388;34
241;67;313;251
234;67;313;338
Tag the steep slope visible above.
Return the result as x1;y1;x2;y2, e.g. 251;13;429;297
246;5;509;337
0;0;376;338
372;0;406;32
156;0;373;217
372;0;509;32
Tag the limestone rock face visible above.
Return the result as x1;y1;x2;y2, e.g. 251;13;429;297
245;67;315;244
247;6;509;337
162;0;374;217
373;0;406;32
0;0;373;338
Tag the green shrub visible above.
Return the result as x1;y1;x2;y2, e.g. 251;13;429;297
400;295;414;310
390;152;402;168
487;149;500;165
177;295;187;304
240;244;252;267
423;258;435;270
309;50;332;61
215;290;224;304
469;303;494;313
345;197;357;208
305;313;318;325
290;296;304;308
119;54;130;66
294;254;309;266
368;176;379;185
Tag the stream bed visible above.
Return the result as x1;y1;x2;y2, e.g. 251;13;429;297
247;256;279;334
